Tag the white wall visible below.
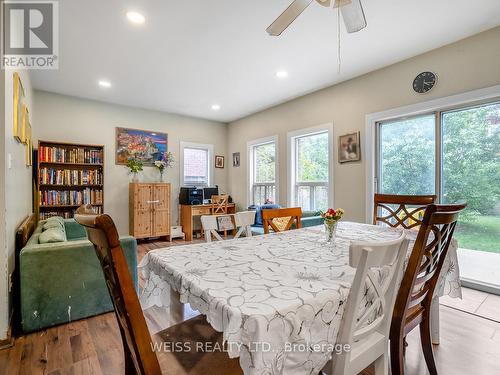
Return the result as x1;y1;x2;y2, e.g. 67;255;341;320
33;91;228;234
227;27;500;222
1;69;34;340
0;66;7;341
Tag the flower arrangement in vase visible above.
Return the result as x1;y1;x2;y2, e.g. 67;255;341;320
126;158;143;182
320;208;344;243
154;152;174;182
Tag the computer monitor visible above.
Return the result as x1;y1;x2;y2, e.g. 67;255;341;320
203;186;219;202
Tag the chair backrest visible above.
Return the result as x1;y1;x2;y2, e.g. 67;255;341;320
234;211;256;239
74;205;161;375
391;203;466;335
337;232;409;345
373;194;436;229
201;215;225;242
262;207;302;234
211;195;229;215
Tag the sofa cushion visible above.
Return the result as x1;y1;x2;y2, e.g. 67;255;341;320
45;216;64;226
39;227;67;243
43;220;64;231
64;219;88;240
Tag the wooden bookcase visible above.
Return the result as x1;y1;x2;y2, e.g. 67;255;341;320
37;140;105;220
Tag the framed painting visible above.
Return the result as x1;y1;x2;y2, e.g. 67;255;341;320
338;131;361;163
13;72;25;142
25;123;32;166
21;105;29;144
215;155;225;168
115;127;168;165
232;152;240;167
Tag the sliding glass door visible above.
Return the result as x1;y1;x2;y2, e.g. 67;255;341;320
378;114;436;195
441;103;500;291
377;101;500;293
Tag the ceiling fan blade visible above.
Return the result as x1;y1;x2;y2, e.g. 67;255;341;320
266;0;314;36
340;0;367;33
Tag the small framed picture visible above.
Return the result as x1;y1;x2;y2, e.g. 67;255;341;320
215;155;225;168
232;152;240;167
338;132;361;163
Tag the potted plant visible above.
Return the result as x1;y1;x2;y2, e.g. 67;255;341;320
320;208;344;244
154;152;174;182
126;158;143;182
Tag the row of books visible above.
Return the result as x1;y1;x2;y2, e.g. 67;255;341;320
39;168;103;186
39;189;103;206
39;146;103;164
39;206;103;220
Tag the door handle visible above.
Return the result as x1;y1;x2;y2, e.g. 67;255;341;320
146;200;160;204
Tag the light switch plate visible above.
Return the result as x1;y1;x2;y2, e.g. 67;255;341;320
7;154;12;169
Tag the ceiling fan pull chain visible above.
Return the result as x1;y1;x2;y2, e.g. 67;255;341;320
337;4;342;73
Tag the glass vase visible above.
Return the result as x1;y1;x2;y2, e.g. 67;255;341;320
324;221;338;244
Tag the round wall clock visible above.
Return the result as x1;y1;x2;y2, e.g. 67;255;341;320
413;71;437;94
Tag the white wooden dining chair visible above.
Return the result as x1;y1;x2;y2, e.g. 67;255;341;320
327;232;409;375
234;211;256;239
201;215;225;242
201;211;256;243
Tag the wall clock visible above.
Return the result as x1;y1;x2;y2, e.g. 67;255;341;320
413;71;437;94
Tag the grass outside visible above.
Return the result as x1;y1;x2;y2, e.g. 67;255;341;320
454;215;500;254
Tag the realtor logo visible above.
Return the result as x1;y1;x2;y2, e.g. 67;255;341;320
1;1;59;69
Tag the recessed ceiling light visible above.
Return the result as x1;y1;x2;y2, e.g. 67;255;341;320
211;104;221;111
276;70;288;79
98;80;111;88
126;11;145;25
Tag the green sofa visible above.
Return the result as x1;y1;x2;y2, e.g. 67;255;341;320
20;219;137;333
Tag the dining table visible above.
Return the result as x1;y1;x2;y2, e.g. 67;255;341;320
139;221;462;375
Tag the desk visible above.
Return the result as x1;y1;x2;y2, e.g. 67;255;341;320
180;203;236;241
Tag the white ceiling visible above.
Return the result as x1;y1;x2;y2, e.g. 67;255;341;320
31;0;500;122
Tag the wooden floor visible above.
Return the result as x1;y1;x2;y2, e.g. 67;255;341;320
1;239;499;375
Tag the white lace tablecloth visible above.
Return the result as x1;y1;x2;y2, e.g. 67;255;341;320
139;221;461;375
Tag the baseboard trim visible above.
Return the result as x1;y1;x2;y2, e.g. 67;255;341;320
0;318;14;350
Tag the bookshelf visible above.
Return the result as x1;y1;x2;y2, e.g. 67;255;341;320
37;140;105;220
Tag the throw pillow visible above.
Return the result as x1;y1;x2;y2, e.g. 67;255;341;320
39;227;67;244
43;220;64;230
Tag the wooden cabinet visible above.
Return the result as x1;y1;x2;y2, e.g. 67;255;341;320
129;183;171;239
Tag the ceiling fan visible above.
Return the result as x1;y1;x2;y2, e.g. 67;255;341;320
266;0;367;36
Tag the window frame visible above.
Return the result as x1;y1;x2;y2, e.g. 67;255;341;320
247;135;279;207
365;84;500;223
287;123;334;210
180;141;214;187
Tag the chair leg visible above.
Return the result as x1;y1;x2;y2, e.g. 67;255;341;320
419;313;438;375
390;332;405;375
374;352;388;375
124;343;137;375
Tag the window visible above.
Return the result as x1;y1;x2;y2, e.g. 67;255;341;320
248;136;278;206
289;126;332;211
378;114;436;195
375;100;500;291
180;142;213;186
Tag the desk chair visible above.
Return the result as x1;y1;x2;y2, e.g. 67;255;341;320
211;195;229;236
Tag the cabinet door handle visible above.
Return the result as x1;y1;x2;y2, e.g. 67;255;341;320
146;200;160;204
